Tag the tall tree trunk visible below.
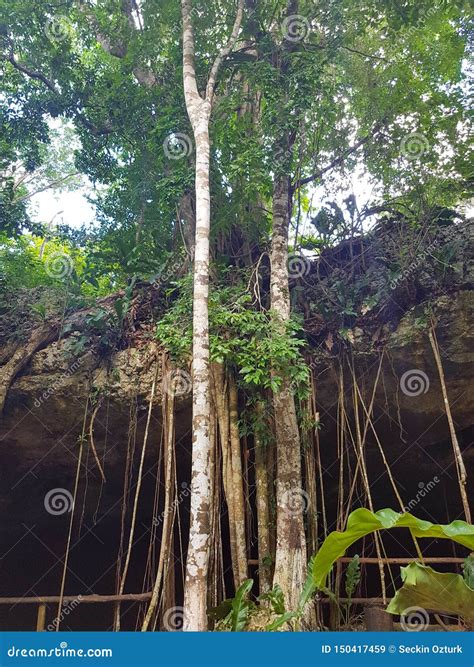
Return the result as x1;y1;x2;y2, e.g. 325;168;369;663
254;401;272;594
228;374;248;585
270;174;308;612
182;108;213;631
211;363;237;585
180;0;244;631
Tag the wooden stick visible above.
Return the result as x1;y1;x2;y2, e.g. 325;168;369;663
0;593;152;605
36;603;47;631
247;557;466;565
337;557;466;564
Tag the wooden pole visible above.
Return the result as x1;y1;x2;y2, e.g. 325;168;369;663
364;603;394;631
337;557;465;564
36;603;46;631
0;592;152;605
247;556;465;565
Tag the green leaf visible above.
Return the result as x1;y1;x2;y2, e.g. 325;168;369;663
230;579;254;631
207;599;233;621
345;554;361;598
259;584;286;615
386;562;474;620
312;508;474;590
265;611;297;631
462;555;474;589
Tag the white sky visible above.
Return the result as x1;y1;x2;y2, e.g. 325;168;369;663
29;187;96;228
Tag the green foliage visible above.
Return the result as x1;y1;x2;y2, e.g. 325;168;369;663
0;232;114;296
386;562;474;621
1;0;470;306
229;579;255;632
259;584;286;615
462;555;474;589
209;579;255;631
344;554;361;599
209;580;301;632
311;508;474;591
294;509;474;624
343;554;361;627
156;272;310;396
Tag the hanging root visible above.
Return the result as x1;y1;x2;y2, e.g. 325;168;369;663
142;363;176;631
88;399;107;483
429;325;471;523
56;395;89;630
350;358;387;604
115;354;159;630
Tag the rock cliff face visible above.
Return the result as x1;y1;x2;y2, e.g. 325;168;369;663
0;280;472;628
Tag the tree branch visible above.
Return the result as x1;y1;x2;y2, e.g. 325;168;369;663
342;45;390;63
291;124;383;191
78;1;157;86
4;38;58;94
206;0;245;105
13;172;80;204
181;0;201;109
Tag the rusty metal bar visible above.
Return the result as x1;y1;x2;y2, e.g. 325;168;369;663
337;557;465;564
248;556;464;566
319;597;392;604
0;593;152;605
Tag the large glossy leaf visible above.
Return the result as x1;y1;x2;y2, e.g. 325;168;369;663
386;563;474;620
312;508;474;589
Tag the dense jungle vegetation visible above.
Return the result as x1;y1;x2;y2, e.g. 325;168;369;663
0;0;473;633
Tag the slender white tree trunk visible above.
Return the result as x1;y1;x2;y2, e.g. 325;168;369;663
180;0;244;630
183;109;213;631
